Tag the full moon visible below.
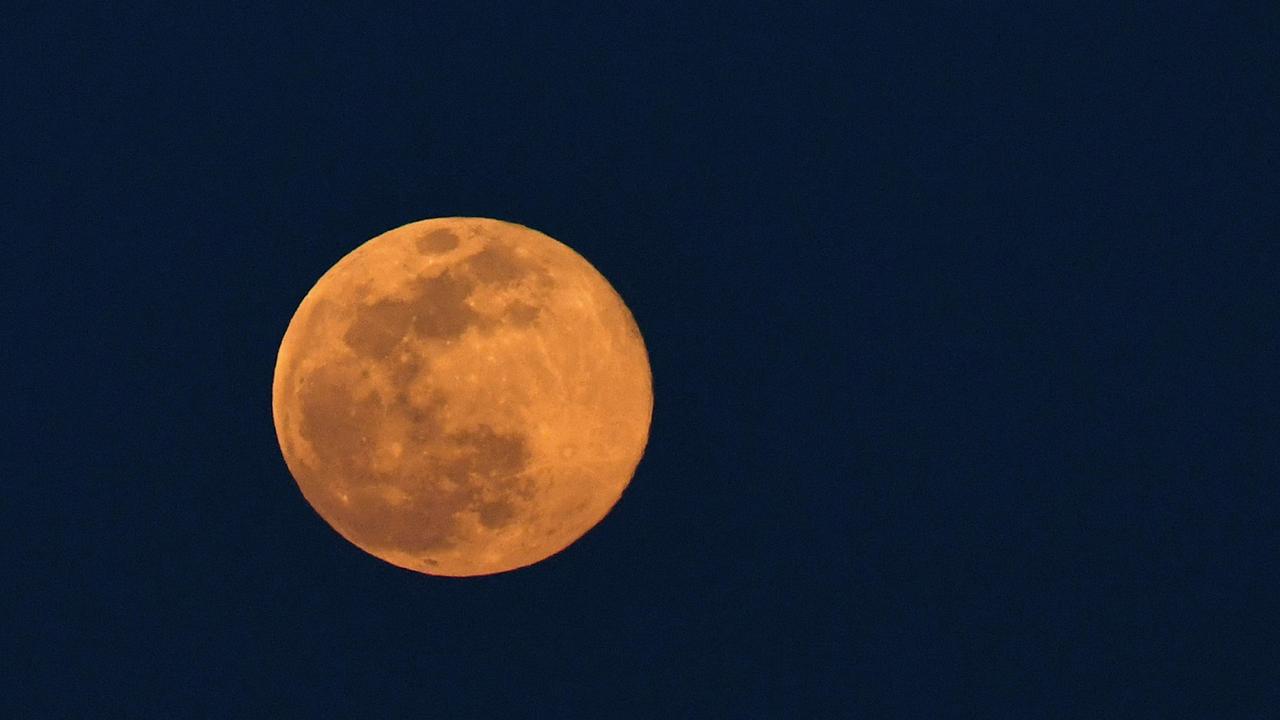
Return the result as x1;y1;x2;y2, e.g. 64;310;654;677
272;218;653;576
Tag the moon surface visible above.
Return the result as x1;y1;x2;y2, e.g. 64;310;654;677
272;218;653;576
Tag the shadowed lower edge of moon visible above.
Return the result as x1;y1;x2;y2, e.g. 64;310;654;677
273;219;652;576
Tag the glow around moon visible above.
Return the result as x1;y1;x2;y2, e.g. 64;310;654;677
272;218;653;576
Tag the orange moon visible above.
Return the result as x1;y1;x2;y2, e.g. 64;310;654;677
272;218;653;576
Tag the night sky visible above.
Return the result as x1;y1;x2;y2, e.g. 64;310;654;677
6;3;1277;716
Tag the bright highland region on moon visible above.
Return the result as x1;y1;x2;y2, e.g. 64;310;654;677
272;218;653;576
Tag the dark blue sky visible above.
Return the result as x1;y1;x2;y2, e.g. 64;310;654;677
5;3;1276;716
